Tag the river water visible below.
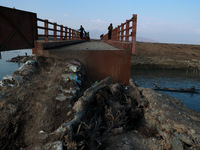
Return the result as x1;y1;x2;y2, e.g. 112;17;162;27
1;50;200;113
0;49;32;80
131;68;200;113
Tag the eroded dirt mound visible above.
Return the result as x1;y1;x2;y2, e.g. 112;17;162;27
0;57;90;149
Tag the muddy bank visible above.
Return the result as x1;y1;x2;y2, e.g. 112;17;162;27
132;42;200;72
0;57;200;149
6;55;34;63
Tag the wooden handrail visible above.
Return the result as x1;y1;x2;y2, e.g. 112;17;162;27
37;18;81;42
102;14;137;54
102;14;137;43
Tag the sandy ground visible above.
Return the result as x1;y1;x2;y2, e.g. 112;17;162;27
132;42;200;71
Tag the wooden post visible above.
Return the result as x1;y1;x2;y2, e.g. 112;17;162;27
117;25;120;41
60;25;63;41
125;20;129;42
69;28;71;40
114;29;116;41
131;14;137;54
65;27;67;40
78;32;80;40
74;30;76;39
121;23;124;42
53;23;57;41
111;29;114;40
72;30;74;40
115;29;117;41
44;19;48;42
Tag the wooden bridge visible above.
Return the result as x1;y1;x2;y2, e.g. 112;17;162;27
0;6;137;84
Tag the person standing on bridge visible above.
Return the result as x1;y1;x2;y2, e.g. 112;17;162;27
79;25;85;39
108;23;113;40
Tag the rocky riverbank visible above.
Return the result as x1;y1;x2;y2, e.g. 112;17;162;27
132;42;200;73
0;56;200;149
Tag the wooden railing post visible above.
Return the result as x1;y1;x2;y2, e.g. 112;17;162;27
65;27;67;40
44;19;48;42
115;29;117;41
74;30;76;39
53;22;57;41
114;29;116;41
112;29;114;40
132;14;137;54
78;32;80;40
72;30;74;40
74;30;77;39
117;25;120;41
60;25;63;41
69;28;71;40
121;23;124;42
125;20;129;42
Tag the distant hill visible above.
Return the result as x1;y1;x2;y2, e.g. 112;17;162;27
136;36;159;43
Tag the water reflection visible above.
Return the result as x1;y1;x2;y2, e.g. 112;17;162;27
131;68;200;113
0;49;32;80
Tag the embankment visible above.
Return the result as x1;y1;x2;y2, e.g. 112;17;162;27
132;42;200;72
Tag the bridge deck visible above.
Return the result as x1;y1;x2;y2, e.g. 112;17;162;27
50;40;122;51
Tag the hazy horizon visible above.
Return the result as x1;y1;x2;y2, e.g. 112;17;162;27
1;0;200;45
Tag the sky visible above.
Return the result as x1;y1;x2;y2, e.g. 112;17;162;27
1;0;200;44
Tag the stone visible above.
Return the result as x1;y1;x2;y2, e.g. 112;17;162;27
177;134;195;146
55;93;68;101
43;141;63;150
32;141;63;150
172;136;184;150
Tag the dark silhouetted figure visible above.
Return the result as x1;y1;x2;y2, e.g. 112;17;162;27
108;23;113;40
79;25;85;39
100;34;104;40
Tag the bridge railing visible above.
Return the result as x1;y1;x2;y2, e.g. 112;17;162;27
37;18;81;42
102;14;137;54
